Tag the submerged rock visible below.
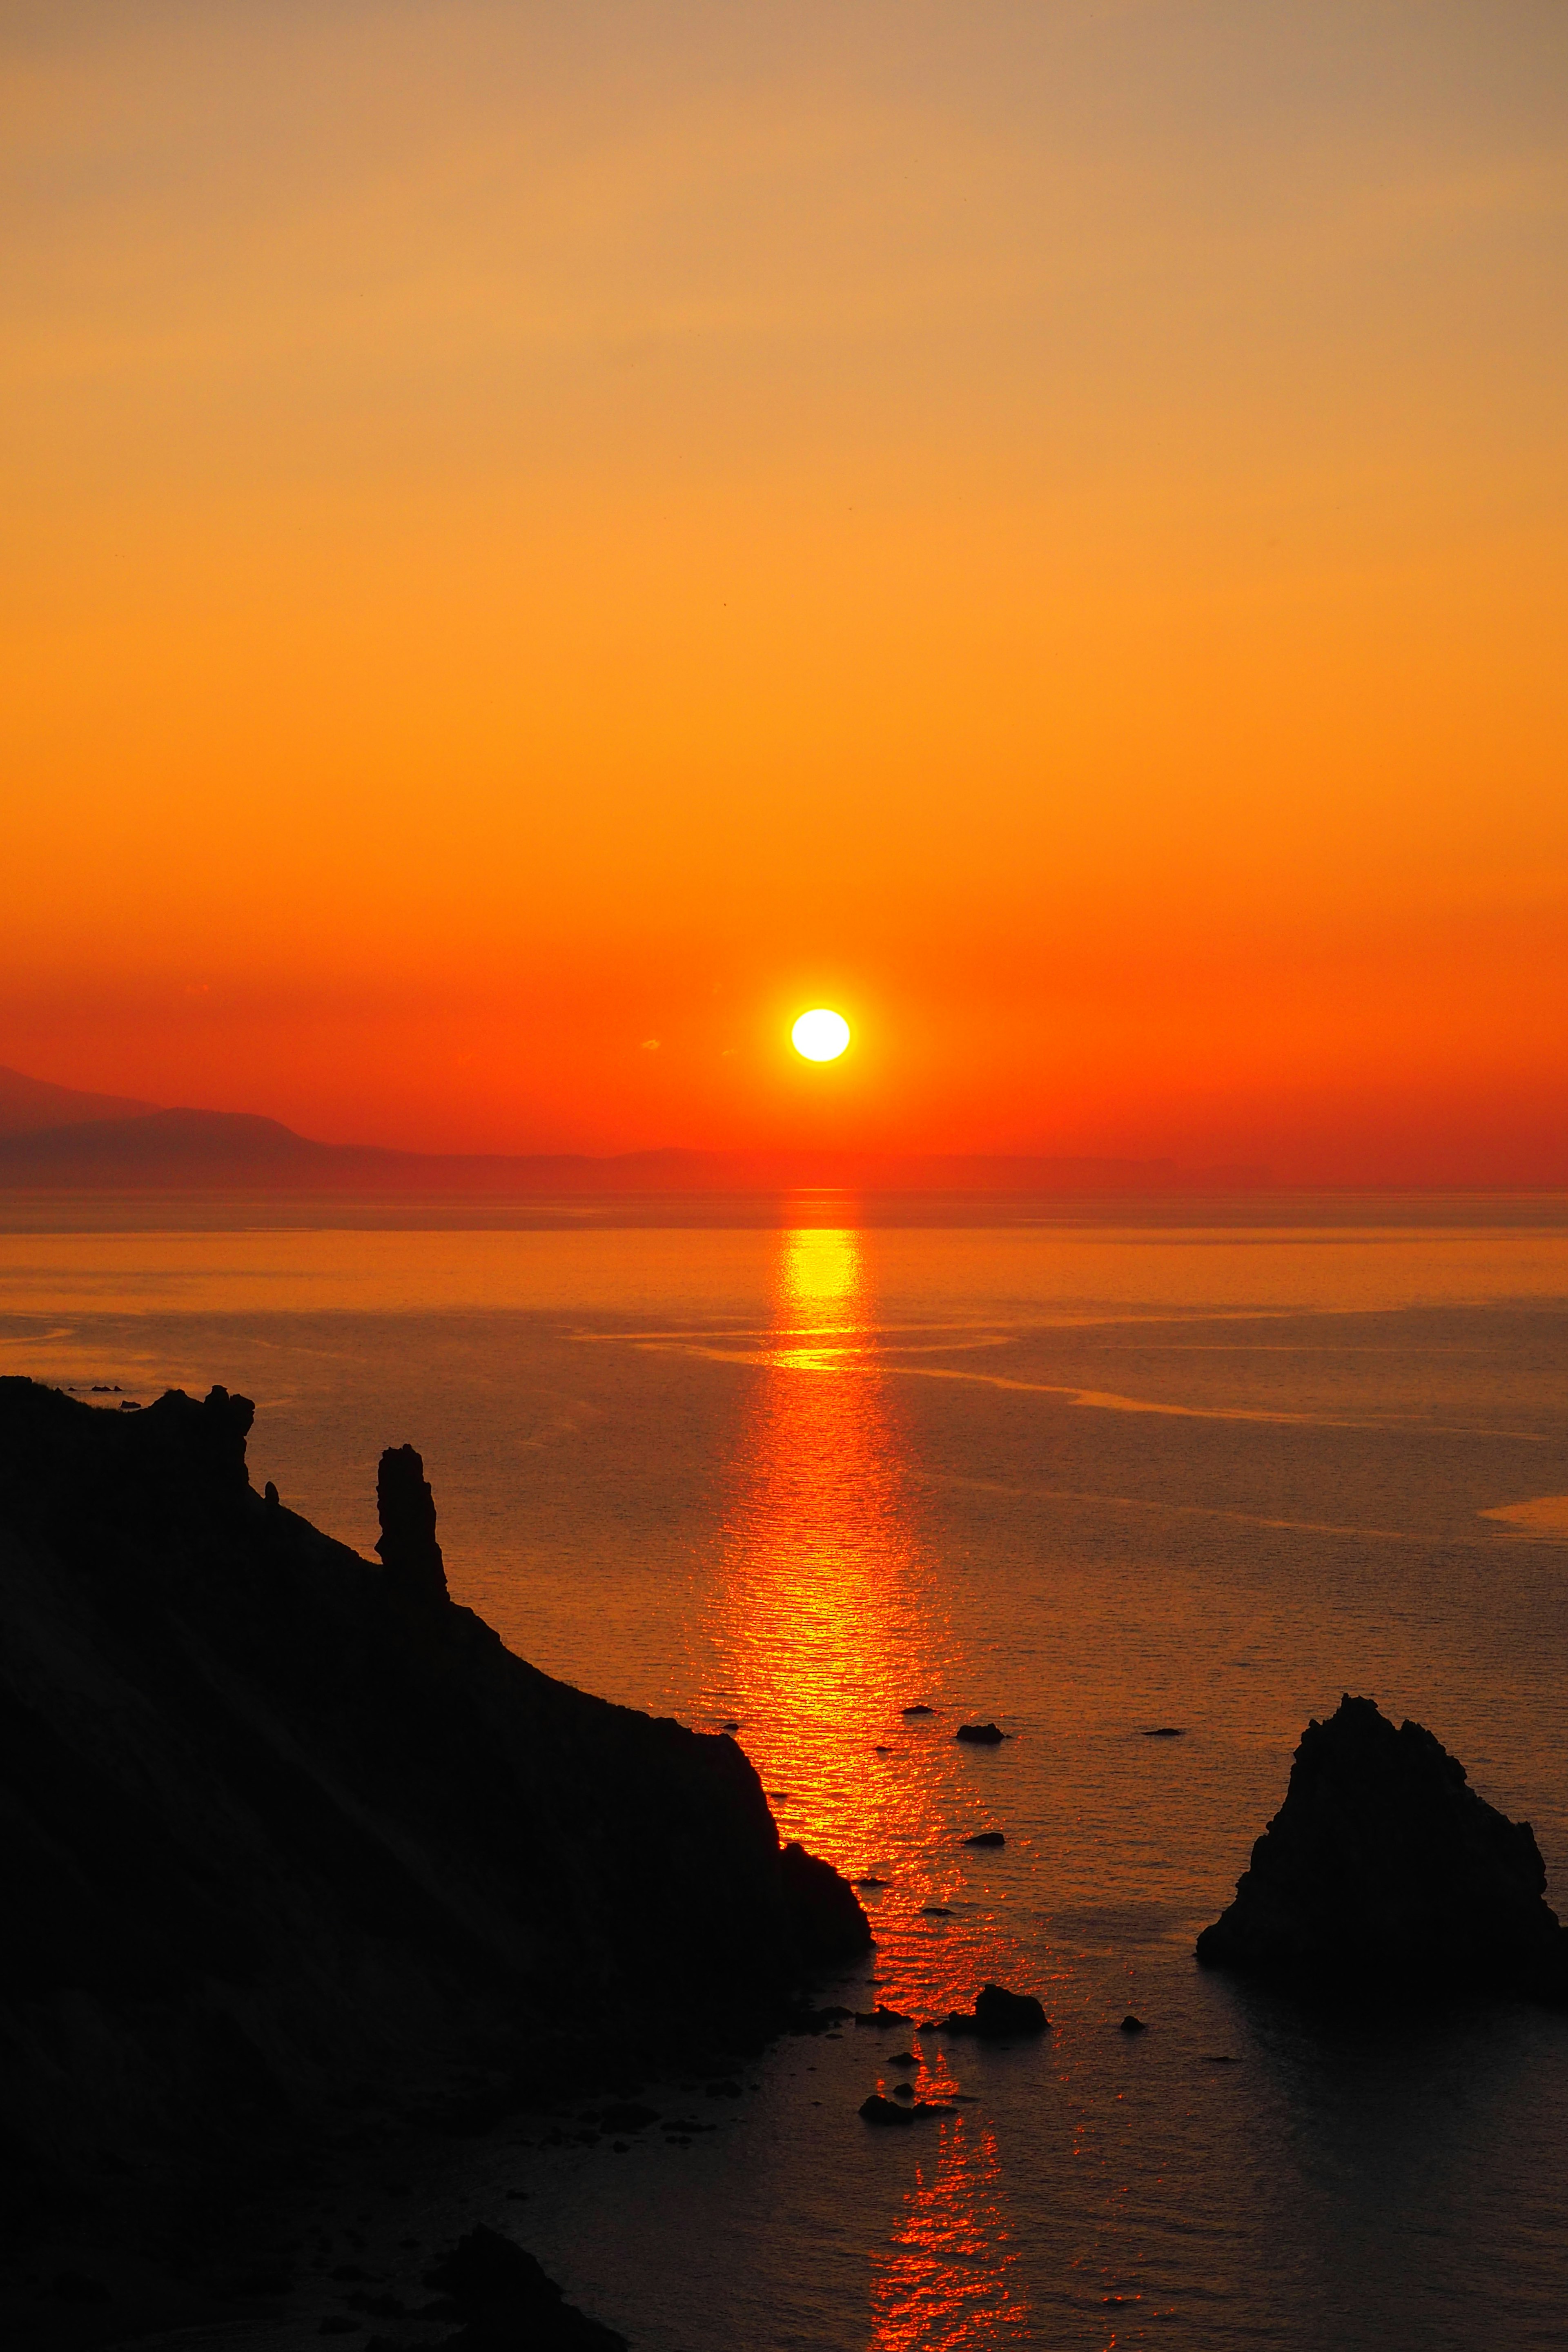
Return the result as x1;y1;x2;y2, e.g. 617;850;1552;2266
1196;1693;1568;2001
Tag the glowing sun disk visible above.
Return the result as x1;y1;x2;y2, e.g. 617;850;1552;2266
792;1008;851;1062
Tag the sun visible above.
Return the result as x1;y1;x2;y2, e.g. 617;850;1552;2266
791;1007;851;1062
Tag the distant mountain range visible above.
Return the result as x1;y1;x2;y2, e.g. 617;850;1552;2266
0;1063;1261;1194
0;1063;159;1136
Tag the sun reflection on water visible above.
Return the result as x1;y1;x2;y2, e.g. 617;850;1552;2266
693;1224;1038;2012
703;1226;946;1882
868;2116;1032;2350
689;1224;1043;2344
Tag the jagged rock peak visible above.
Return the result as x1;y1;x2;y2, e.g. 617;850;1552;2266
1197;1693;1568;2001
375;1441;447;1604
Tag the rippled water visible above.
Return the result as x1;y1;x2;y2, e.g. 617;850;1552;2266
5;1206;1568;2348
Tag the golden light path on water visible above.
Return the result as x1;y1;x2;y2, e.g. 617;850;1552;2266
695;1228;1032;2349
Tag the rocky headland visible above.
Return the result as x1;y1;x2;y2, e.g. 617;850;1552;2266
0;1376;868;2341
1197;1693;1568;2001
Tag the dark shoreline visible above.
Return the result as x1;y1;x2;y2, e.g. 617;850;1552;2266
0;1377;870;2349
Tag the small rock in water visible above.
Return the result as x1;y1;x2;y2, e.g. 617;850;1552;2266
859;2093;953;2127
962;1831;1006;1848
891;2082;914;2099
920;1904;953;1916
902;1704;935;1717
942;1982;1050;2038
1120;2014;1147;2033
784;2004;849;2036
721;1720;740;1731
1144;1726;1185;1738
888;2050;917;2066
956;1722;1005;1744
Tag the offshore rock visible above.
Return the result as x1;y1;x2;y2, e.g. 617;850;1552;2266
1196;1694;1568;2000
956;1722;1005;1745
942;1983;1050;2037
376;1441;447;1605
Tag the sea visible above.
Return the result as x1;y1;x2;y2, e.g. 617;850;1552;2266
4;1193;1568;2352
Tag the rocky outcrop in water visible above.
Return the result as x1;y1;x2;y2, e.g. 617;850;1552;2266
1197;1693;1568;2000
0;1376;869;2236
938;1982;1050;2036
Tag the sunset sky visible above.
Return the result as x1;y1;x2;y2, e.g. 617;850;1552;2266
4;2;1566;1180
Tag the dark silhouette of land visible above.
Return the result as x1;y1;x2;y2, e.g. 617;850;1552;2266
0;1064;1266;1194
0;1062;158;1136
0;1376;866;2343
1198;1693;1568;2000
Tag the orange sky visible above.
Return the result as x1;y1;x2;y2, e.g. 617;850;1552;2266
4;2;1566;1180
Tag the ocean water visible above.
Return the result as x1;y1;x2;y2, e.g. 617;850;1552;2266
5;1202;1568;2350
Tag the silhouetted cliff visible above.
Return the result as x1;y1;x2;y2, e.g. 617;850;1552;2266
1197;1693;1568;2000
0;1378;868;2217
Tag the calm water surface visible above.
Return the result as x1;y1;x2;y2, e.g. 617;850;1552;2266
4;1205;1568;2350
